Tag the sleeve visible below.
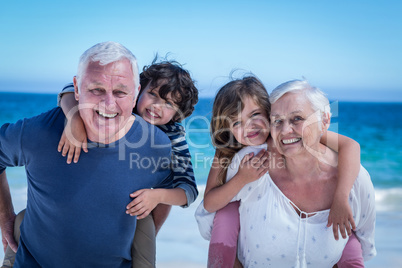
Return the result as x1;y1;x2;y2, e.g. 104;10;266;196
57;83;75;107
159;123;198;207
351;165;377;261
0;120;26;172
193;152;242;241
194;200;215;241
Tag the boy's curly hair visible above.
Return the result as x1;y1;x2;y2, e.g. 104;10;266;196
137;57;199;123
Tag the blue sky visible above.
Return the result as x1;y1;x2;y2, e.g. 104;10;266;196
1;0;401;101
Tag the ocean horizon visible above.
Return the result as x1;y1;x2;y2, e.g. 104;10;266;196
0;92;401;267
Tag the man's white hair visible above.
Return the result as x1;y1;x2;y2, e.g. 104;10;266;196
76;41;140;98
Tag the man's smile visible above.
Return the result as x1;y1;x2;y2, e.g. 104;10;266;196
96;110;118;118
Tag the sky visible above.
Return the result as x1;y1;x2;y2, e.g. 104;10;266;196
1;0;401;101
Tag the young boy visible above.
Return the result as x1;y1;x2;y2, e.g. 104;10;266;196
2;59;199;268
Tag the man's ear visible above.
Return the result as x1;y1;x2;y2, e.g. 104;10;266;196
73;77;79;101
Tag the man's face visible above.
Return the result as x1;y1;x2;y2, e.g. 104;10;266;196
74;59;138;143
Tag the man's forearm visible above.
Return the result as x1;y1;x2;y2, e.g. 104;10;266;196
0;171;15;220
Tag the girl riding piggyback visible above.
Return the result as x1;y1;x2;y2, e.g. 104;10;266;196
201;76;271;267
196;76;364;267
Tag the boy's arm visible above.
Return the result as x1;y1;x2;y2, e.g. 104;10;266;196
126;124;197;230
57;85;88;164
321;131;360;240
158;123;198;207
126;188;186;218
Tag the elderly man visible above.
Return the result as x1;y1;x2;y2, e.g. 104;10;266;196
0;42;172;267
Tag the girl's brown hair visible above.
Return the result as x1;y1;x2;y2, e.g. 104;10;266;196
210;76;270;185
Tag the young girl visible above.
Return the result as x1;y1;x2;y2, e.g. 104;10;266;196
195;76;363;267
2;59;199;268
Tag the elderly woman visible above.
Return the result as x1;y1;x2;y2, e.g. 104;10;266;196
220;80;376;267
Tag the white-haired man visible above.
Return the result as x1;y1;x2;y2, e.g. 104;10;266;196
0;42;172;267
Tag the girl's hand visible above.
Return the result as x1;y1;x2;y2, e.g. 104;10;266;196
126;189;160;219
57;114;88;164
327;195;356;240
237;149;270;184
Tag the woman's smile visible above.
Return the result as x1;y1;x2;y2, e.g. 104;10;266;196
282;137;301;145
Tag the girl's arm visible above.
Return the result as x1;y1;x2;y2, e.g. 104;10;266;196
203;149;269;213
57;92;88;164
321;131;360;240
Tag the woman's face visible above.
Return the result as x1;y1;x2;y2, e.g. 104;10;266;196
270;92;323;157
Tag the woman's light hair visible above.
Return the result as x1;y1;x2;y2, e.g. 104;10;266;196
76;41;140;97
269;79;331;119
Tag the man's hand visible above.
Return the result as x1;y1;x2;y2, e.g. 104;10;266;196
126;189;160;219
0;213;17;253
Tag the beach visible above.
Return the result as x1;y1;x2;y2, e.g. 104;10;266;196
4;185;402;267
1;93;402;267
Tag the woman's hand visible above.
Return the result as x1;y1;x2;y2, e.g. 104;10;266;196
327;194;356;240
126;189;160;219
57;114;88;164
237;149;270;184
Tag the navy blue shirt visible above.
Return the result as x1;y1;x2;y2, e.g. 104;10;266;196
0;108;173;267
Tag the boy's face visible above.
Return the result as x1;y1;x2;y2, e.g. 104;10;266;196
136;82;178;125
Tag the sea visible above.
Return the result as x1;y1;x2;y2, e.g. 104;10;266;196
0;92;401;267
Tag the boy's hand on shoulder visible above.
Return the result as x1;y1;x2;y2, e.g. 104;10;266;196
126;189;160;219
58;130;88;164
57;114;88;164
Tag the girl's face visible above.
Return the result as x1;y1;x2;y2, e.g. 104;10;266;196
136;82;178;125
230;96;270;146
